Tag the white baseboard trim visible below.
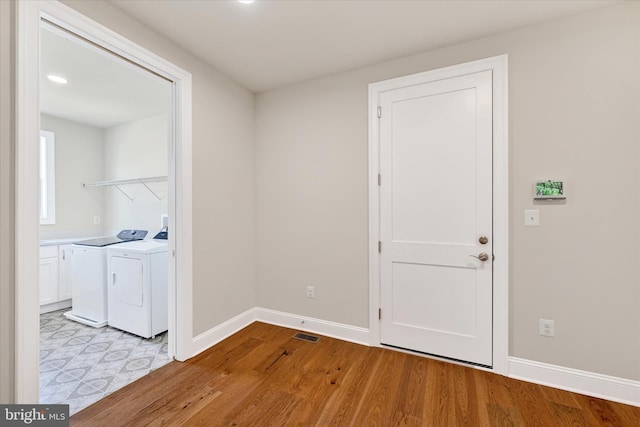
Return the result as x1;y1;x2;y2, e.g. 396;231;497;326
254;307;371;346
189;307;370;359
509;357;640;407
191;308;256;357
40;299;72;314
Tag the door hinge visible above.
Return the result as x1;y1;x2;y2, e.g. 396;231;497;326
378;308;382;320
377;106;381;118
378;241;381;253
377;173;381;186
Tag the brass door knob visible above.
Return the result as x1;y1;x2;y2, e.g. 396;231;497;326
470;253;489;262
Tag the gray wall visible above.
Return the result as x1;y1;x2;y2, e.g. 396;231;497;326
0;0;15;404
103;114;168;235
61;0;257;337
39;113;170;238
255;2;640;381
39;114;105;237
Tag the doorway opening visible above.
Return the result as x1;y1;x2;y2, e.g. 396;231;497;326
16;1;193;406
38;21;172;414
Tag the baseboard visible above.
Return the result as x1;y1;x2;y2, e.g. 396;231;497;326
40;299;72;314
254;307;371;346
189;307;370;358
191;308;256;357
509;357;640;407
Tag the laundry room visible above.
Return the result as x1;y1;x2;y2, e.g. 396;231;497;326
37;24;173;413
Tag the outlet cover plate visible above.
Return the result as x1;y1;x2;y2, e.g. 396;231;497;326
539;319;555;337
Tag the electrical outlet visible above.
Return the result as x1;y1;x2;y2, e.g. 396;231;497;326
539;319;555;337
93;216;101;225
306;286;315;298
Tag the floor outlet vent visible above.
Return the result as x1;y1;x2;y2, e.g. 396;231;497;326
293;332;319;343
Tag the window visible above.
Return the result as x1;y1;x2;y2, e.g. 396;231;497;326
39;130;56;225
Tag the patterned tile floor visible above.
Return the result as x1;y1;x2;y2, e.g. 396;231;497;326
40;309;171;415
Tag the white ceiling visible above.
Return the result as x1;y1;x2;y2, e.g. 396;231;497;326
42;0;619;126
40;25;171;128
109;0;619;93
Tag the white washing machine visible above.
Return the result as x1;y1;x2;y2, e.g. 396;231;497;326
65;230;147;328
106;240;168;338
65;245;109;327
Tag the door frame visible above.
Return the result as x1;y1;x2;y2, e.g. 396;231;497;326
368;55;509;375
16;0;193;402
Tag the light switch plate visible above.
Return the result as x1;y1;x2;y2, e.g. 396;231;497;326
524;210;540;226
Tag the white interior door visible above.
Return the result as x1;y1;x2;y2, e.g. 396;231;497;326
379;70;493;366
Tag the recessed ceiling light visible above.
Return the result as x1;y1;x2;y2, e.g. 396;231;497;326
238;0;255;4
47;74;68;85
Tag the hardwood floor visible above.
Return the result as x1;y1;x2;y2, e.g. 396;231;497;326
71;322;640;426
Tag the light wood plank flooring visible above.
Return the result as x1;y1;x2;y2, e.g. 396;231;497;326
71;322;640;426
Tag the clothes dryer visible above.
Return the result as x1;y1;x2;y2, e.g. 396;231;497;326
106;240;168;338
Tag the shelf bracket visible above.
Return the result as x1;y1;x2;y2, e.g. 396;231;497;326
139;180;162;200
114;185;134;202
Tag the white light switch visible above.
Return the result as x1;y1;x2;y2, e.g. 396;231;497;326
524;210;539;226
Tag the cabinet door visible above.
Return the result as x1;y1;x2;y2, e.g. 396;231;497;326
58;244;73;301
39;257;59;305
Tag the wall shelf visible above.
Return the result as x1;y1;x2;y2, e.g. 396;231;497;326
82;176;167;201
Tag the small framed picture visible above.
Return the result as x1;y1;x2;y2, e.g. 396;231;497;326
534;180;566;200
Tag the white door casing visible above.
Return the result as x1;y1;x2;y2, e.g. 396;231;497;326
368;55;508;373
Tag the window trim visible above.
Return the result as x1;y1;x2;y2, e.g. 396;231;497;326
39;129;56;225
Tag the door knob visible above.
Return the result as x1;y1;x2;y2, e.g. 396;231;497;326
470;253;489;262
479;236;489;244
